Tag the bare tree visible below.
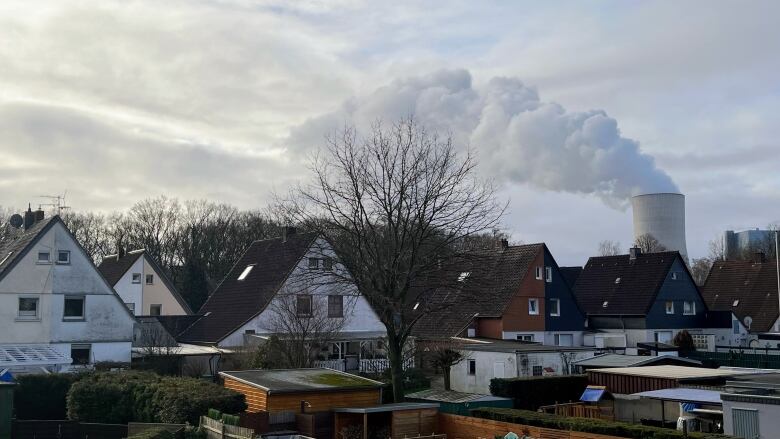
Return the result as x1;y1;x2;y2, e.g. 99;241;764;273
135;319;182;357
597;240;622;256
61;211;112;262
281;118;504;401
708;235;725;261
633;233;666;253
428;341;467;391
689;257;712;286
261;286;356;369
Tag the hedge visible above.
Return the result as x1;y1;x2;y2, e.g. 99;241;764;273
471;408;733;439
67;371;246;424
127;428;176;439
14;373;80;419
489;375;588;410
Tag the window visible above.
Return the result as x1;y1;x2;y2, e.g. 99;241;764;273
555;334;574;347
516;334;534;342
237;265;254;280
683;301;696;315
467;359;476;376
126;302;136;313
665;301;674;314
655;331;673;343
602;301;609;308
132;273;142;284
535;267;542;280
732;320;741;334
614;277;621;284
18;297;39;319
57;250;71;264
297;295;313;317
532;365;543;376
732;299;740;307
671;272;679;280
146;274;154;285
149;304;162;316
545;267;552;283
37;251;51;263
308;258;320;270
549;299;560;317
71;344;91;365
458;272;470;282
244;329;256;335
63;297;85;320
528;298;539;315
328;295;344;318
323;257;333;271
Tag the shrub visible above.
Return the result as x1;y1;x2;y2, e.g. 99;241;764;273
127;428;176;439
221;413;240;426
471;408;733;439
207;409;222;420
489;375;587;410
66;371;247;424
14;373;80;419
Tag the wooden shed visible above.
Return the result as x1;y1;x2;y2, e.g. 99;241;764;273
334;403;439;439
220;368;383;413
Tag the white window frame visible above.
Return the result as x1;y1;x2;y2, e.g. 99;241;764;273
555;333;574;347
545;266;552;283
149;304;162;316
467;359;476;376
683;301;696;315
37;251;51;264
528;298;539;315
63;296;85;321
549;298;560;317
516;334;534;342
665;301;675;314
237;265;254;281
535;266;543;280
57;250;71;265
17;296;40;320
132;273;142;284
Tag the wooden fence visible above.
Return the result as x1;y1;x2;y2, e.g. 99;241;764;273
538;403;614;421
438;413;628;439
200;416;255;439
11;420;128;439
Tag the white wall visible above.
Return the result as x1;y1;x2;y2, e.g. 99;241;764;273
113;256;143;314
219;237;386;347
502;331;544;342
722;397;780;438
0;220;135;366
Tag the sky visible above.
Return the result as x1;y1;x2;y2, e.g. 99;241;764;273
0;1;778;265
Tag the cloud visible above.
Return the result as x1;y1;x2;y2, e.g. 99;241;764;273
286;69;677;207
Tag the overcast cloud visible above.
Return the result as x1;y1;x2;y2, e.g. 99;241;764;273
0;1;778;264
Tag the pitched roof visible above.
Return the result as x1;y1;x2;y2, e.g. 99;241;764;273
574;251;681;316
560;266;583;289
702;259;780;333
179;231;319;343
219;368;383;394
98;250;193;314
411;244;544;339
97;250;144;285
0;216;57;281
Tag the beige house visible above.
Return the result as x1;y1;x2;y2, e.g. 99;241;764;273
98;249;192;316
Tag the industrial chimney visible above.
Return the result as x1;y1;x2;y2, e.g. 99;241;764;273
631;193;688;261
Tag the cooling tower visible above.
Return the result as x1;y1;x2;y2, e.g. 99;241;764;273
631;193;688;260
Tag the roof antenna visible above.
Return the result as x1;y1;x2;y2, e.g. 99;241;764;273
38;191;71;214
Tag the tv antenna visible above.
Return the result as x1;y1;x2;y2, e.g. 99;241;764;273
38;192;71;213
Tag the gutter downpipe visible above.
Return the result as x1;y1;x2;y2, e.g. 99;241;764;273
776;231;780;332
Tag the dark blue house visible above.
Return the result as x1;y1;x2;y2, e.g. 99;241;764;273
574;248;712;350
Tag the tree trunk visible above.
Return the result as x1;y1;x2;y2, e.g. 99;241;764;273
443;367;451;391
387;339;405;403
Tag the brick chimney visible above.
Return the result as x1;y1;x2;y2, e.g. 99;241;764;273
500;239;509;250
23;205;35;230
629;247;642;261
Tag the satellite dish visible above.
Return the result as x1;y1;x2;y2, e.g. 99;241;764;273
8;214;23;228
744;316;753;330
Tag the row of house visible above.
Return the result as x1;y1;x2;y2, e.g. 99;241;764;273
3;207;780;383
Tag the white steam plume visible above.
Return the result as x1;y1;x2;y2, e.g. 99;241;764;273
286;69;677;208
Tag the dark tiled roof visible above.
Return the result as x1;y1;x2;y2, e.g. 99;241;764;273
0;217;57;281
98;250;144;285
411;244;543;339
142;315;205;338
560;266;583;289
702;259;780;333
179;232;319;343
574;251;680;316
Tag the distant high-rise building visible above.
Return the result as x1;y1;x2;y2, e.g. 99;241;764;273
723;229;777;260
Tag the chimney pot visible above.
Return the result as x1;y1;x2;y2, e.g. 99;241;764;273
23;205;35;230
629;247;641;261
34;208;45;222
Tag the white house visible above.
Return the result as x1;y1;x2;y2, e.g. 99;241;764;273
449;337;597;394
0;210;136;374
98;249;192;316
179;227;387;372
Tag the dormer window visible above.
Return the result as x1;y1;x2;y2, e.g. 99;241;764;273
458;272;470;282
237;265;254;280
37;251;51;264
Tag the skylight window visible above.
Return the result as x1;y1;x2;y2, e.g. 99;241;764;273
413;302;420;310
237;265;255;281
614;277;621;284
458;272;470;282
732;299;740;307
602;301;609;308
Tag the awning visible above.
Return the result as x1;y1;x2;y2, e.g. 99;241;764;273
633;388;723;406
580;385;608;402
0;344;72;368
